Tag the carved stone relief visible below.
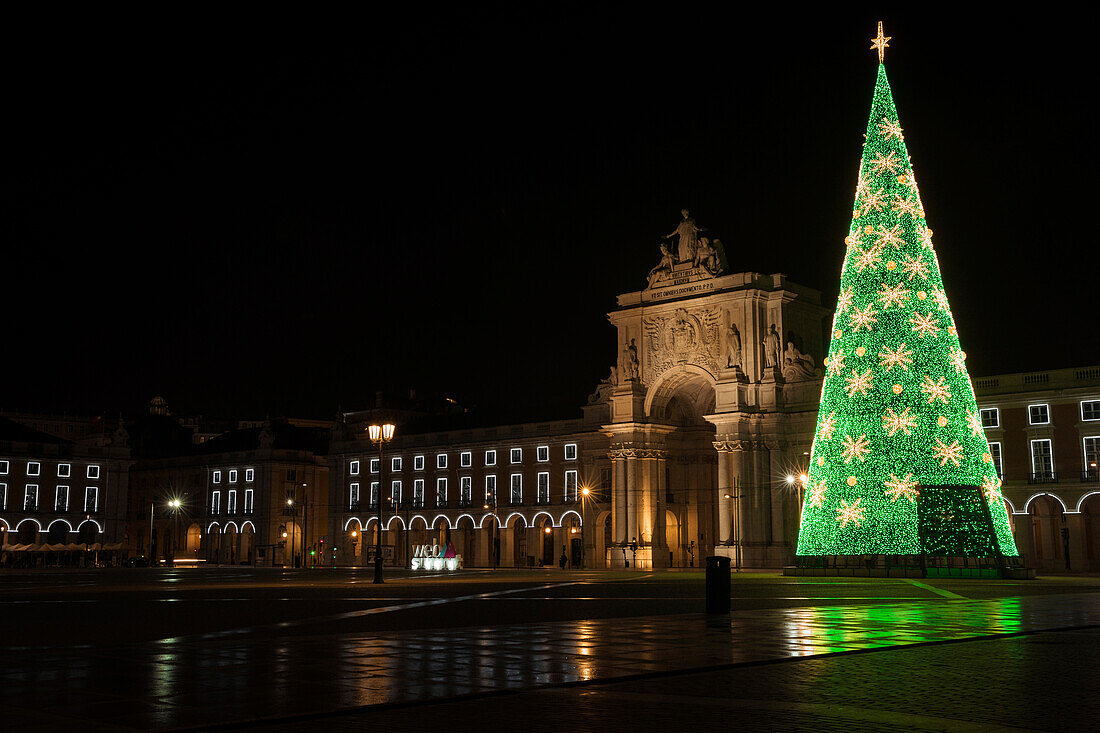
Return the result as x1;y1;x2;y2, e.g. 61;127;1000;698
642;306;722;381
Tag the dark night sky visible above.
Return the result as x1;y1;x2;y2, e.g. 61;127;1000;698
4;7;1096;423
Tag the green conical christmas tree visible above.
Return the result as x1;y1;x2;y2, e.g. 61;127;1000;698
795;33;1018;557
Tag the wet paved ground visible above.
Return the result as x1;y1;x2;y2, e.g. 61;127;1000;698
2;568;1099;731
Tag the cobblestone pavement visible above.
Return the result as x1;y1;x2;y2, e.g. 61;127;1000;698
3;583;1099;731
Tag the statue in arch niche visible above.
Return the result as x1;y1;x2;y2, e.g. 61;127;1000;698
623;339;640;381
664;208;706;263
783;342;818;381
763;324;782;369
725;321;742;369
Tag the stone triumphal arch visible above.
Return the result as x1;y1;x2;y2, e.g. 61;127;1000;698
600;211;829;567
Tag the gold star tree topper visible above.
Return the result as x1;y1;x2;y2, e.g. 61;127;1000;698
870;21;891;63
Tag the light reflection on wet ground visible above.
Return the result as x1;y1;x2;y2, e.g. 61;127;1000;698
2;593;1099;730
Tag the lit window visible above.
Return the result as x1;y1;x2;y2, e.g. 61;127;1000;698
212;470;222;483
414;455;425;471
413;479;425;507
349;460;360;475
55;485;69;512
27;462;40;477
510;448;522;464
0;460;7;474
510;473;522;504
437;454;448;469
24;484;38;511
564;444;578;461
1028;404;1050;425
537;472;550;503
979;408;999;429
1083;401;1100;421
0;482;6;510
565;470;578;501
244;489;254;514
57;463;71;478
460;476;472;505
245;468;255;482
229;469;238;483
370;459;380;474
228;490;237;514
349;483;360;508
436;477;448;506
84;486;98;514
392;457;403;472
370;481;380;506
1030;439;1054;479
211;491;221;515
1084;437;1100;477
485;449;497;466
988;442;1003;479
537;446;549;462
460;451;472;468
485;475;497;503
87;465;100;480
391;480;402;506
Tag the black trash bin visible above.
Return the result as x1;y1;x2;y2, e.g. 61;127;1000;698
705;555;731;614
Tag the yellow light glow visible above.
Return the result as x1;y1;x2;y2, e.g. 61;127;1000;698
870;21;891;63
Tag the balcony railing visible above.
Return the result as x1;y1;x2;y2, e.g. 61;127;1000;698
1028;472;1058;484
1083;469;1099;482
348;502;361;512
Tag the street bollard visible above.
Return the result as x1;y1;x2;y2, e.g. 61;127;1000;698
705;555;731;614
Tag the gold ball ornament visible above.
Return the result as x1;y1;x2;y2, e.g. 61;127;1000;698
886;261;897;271
937;416;948;427
892;384;903;395
983;452;992;463
917;291;927;300
817;457;825;466
847;476;858;487
864;225;874;234
834;329;843;339
823;356;830;366
856;347;866;357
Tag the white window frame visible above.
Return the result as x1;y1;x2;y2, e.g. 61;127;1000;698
24;484;38;511
55;485;69;512
211;490;221;515
485;474;497;503
565;469;578;501
564;443;578;461
212;469;222;484
27;462;40;477
85;486;98;513
0;460;8;474
1083;401;1100;422
57;463;71;478
244;488;254;514
460;475;472;505
1028;404;1050;425
229;469;238;483
413;478;425;507
391;479;402;505
436;453;448;469
0;482;6;509
392;457;402;472
460;451;472;468
87;465;100;479
1030;438;1054;478
349;460;360;476
245;467;255;482
510;473;522;504
537;446;549;462
349;482;360;508
979;408;999;429
414;455;425;471
436;477;448;506
537;471;550;503
510;448;522;464
988;442;1003;479
227;489;237;514
370;458;380;474
370;481;380;506
1084;436;1100;474
485;449;497;466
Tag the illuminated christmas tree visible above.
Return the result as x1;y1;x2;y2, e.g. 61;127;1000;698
795;25;1018;557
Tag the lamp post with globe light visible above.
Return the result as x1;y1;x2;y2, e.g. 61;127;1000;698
367;423;395;584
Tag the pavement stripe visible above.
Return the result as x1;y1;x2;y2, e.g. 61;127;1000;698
155;581;581;645
906;579;967;599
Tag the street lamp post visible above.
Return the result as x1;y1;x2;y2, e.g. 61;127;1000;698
368;423;396;584
484;479;499;570
167;498;182;565
580;486;591;569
